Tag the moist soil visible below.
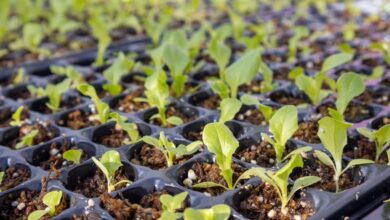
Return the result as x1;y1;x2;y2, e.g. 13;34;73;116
344;135;388;164
38;140;89;178
183;124;205;141
97;127;132;148
192;94;220;110
235;140;294;167
0;166;31;192
235;107;268;126
149;105;198;128
0;178;68;220
101;190;186;220
116;89;150;113
73;167;130;198
130;144;194;170
0;108;30;128
36;96;83;114
5;123;56;149
317;102;372;123
7;88;32;101
270;91;308;105
238;80;264;94
237;182;315;220
291;158;361;192
293;121;321;144
180;162;245;196
357;90;389;106
57;109;100;130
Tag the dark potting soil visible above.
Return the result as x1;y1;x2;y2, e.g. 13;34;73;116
57;109;101;130
193;95;220;110
237;182;315;220
181;162;245;196
98;127;131;148
357;90;389;106
5;123;56;149
0;108;29;128
317;102;372;123
235;108;268;126
344;136;388;164
148;105;198;128
0;166;31;192
116;90;150;113
293;121;321;144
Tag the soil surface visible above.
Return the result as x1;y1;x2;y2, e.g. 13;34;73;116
101;190;186;220
4;123;56;149
98;127;131;148
357;90;389;106
237;182;315;220
0;166;31;192
238;80;264;94
293;121;321;144
317;102;372;123
344;135;388;164
270;91;308;105
235;107;268;126
191;94;220;110
116;89;150;113
149;105;198;128
73;167;130;198
35;96;83;114
0;108;30;128
180;162;245;196
57;109;100;130
235;140;294;167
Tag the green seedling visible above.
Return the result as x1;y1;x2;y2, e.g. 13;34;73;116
89;14;111;66
294;53;354;105
46;78;72;113
240;94;274;122
343;21;357;41
183;204;231;220
238;154;320;208
219;98;242;123
15;129;39;149
77;84;110;123
357;124;390;162
0;171;4;186
50;65;84;87
109;112;140;144
10;106;25;127
92;150;132;193
288;26;309;63
144;11;170;46
142;132;202;167
315;116;373;192
371;42;390;65
27;85;46;98
102;52;135;96
28;191;63;220
208;40;231;80
63;149;82;165
228;9;246;40
159;192;188;220
12;68;25;85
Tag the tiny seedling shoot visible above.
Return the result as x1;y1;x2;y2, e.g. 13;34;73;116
357;124;390;162
109;112;140;144
77;83;110;123
63;149;82;165
159;192;188;220
183;204;231;220
10;106;25;127
27;191;63;220
15;129;39;149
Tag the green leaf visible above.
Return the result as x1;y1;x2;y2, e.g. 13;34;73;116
209;41;231;78
202;122;239;189
77;84;109;123
142;136;160;148
258;61;275;93
336;72;365;115
183;204;231;220
209;79;230;99
167;116;184;126
63;149;82;165
268;106;298;162
321;53;353;73
342;159;373;174
283;146;312;161
109;112;140;143
13;68;25;85
295;72;330;105
144;70;169;125
288;176;321;202
314;150;335;169
174;141;202;157
92;150;124;192
240;94;273;121
225;48;261;98
28;210;47;220
219;98;242;123
192;181;228;190
160;192;188;213
103;52;134;96
358;125;390;161
46;78;71;112
42;191;63;216
10;106;24;127
0;171;4;185
15;129;39;149
288;67;304;80
89;15;111;66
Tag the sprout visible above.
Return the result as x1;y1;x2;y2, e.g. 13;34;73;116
63;149;82;165
183;204;231;220
77;83;110;123
109;112;140;144
357;124;390;162
10;106;25;127
15;129;39;149
159;192;188;220
28;191;63;220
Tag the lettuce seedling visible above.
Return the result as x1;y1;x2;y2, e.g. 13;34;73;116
209;41;231;80
183;204;231;220
261;106;298;163
238;154;320;208
315;117;373;192
77;84;110;123
228;9;246;40
15;129;39;149
109;112;140;144
10;106;25;127
63;149;82;165
288;26;309;63
12;68;25;85
50;65;83;87
28;85;46;98
89;14;111;66
371;42;390;65
240;94;274;122
294;53;353;105
28;191;63;220
142;132;202;167
20;23;48;56
144;11;169;46
333;72;365;117
46;78;72;113
219;98;242;123
210;48;261;99
159;192;188;220
357;124;390;162
143;70;182;127
0;171;4;186
92;150;132;193
103;52;135;96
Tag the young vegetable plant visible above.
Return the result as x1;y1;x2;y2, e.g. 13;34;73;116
219;98;242;123
357;124;390;162
63;149;82;165
0;171;4;187
92;150;132;193
89;14;111;66
142;132;202;167
27;191;63;220
109;112;140;144
77;83;110;123
12;68;25;85
208;39;231;79
288;26;309;63
183;204;231;220
142;70;182;127
10;106;25;127
209;48;261;99
27;85;46;98
46;78;72;113
15;129;39;149
293;53;354;105
238;154;320;208
50;65;84;87
315;116;373;192
159;192;188;220
102;52;135;96
240;94;274;122
371;42;390;65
